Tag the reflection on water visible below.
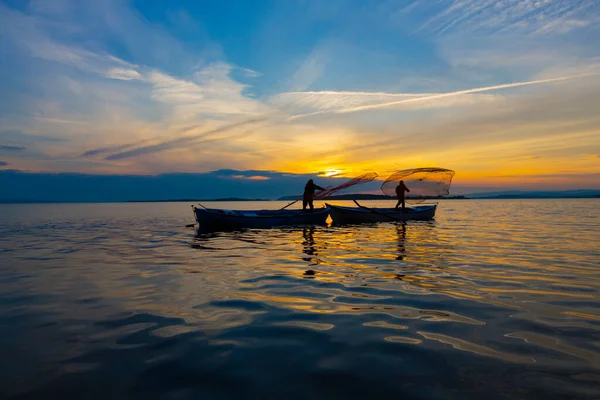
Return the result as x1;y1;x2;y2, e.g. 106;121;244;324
396;222;406;260
0;200;599;399
302;225;318;265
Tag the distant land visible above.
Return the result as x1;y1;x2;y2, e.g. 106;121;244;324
127;198;271;203
468;189;600;199
278;194;468;200
0;197;272;204
279;190;600;200
2;170;599;203
2;190;600;203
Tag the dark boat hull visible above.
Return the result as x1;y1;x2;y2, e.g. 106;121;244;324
193;206;330;229
327;204;436;224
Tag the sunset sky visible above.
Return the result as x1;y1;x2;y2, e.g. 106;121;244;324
1;0;599;193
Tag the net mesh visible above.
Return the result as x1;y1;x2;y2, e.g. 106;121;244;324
381;168;455;199
315;172;379;198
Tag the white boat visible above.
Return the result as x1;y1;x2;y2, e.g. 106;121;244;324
326;203;436;224
192;205;331;229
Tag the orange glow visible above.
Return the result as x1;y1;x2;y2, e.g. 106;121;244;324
319;169;344;177
230;175;271;181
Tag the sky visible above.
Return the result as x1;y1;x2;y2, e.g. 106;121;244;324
1;0;599;197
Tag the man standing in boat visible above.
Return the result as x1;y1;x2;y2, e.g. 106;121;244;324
303;179;325;211
395;180;410;210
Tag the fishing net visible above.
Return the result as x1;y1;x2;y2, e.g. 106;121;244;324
381;168;455;200
315;172;378;198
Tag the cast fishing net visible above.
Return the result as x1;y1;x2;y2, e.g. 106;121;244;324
380;168;455;200
315;172;379;198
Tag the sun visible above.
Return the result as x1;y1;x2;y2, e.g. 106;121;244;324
321;169;344;177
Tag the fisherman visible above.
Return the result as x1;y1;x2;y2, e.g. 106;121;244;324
303;179;325;210
395;180;410;210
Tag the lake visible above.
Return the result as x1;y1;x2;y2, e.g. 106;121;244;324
0;199;599;399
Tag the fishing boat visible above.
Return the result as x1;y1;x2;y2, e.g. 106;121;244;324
192;205;331;229
326;203;437;224
326;167;454;224
189;173;379;230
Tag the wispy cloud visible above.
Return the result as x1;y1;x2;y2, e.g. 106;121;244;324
81;143;140;158
0;130;67;147
240;67;261;78
105;68;142;81
0;145;26;152
289;45;330;91
0;3;137;78
273;90;500;115
104;117;268;160
411;0;598;36
31;117;90;125
286;73;597;119
228;175;271;181
0;161;8;167
146;63;270;119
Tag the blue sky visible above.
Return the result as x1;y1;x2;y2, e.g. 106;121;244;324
1;0;599;195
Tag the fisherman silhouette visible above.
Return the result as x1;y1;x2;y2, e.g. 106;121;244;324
303;179;325;210
395;180;410;210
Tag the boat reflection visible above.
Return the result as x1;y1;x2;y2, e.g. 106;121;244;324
302;225;320;266
194;225;247;236
396;222;407;261
191;227;232;249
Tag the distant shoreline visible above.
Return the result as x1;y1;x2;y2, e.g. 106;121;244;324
127;198;272;203
278;194;469;201
1;196;599;204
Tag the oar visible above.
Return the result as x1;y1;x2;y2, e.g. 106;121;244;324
187;202;210;226
280;199;299;210
353;200;401;222
186;204;199;227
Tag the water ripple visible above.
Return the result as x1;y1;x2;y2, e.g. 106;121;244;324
0;200;599;399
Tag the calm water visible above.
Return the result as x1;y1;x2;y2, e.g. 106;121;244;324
0;200;599;399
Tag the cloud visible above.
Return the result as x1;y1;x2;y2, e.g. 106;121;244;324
31;117;90;125
147;63;270;118
27;40;133;75
229;175;271;181
272;90;501;115
0;161;7;167
0;130;67;145
1;0;598;186
289;45;330;91
240;67;261;78
76;62;278;161
410;0;598;36
81;143;139;158
2;1;273;168
285;73;597;119
0;145;26;151
0;4;137;78
80;123;212;158
104;116;268;160
257;65;600;179
148;71;206;104
105;68;142;81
